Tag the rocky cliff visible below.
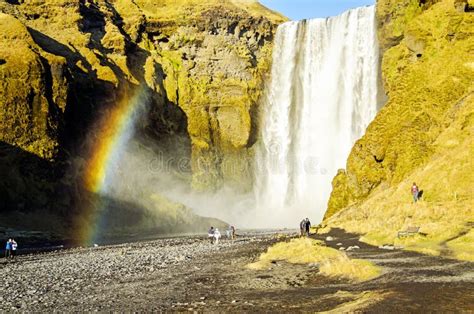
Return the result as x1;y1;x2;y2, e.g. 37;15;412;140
325;0;474;260
0;0;285;239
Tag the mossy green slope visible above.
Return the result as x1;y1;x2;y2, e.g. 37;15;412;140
0;12;66;160
325;0;473;260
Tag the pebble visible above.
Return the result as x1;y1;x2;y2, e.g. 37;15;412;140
325;236;334;241
379;245;395;250
346;245;360;251
0;236;257;311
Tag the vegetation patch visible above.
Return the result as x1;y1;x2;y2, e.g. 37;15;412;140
247;238;381;282
321;290;392;313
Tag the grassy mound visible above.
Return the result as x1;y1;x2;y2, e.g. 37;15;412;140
325;0;473;261
247;238;381;282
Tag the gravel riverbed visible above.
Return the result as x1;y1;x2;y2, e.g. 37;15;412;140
1;229;473;312
0;232;279;311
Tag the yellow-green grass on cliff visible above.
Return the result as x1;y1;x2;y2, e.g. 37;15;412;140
325;0;474;262
326;0;474;217
0;13;63;159
326;92;474;261
132;0;286;25
247;238;381;282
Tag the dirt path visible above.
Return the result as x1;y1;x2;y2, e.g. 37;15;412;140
160;229;474;312
314;229;474;312
1;229;473;311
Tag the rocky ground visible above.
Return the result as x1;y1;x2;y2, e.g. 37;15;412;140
0;229;473;312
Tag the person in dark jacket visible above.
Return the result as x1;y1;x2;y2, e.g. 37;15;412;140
305;218;311;237
299;219;306;237
208;227;215;244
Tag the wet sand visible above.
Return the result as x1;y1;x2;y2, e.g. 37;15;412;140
1;229;473;311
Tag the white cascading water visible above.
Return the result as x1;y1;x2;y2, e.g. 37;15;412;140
254;6;382;227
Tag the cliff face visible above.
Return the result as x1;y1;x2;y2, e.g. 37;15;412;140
325;0;474;260
0;0;284;237
137;1;285;191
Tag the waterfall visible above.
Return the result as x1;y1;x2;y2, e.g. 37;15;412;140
254;6;381;227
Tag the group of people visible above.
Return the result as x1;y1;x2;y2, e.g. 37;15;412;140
299;218;311;237
5;238;18;259
208;225;236;245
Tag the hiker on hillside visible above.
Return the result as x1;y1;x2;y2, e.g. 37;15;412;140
411;182;420;203
11;239;17;259
208;226;215;244
5;239;12;258
299;219;306;237
305;218;311;237
214;228;221;245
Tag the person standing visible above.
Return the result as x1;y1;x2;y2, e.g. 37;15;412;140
411;182;420;203
300;219;306;237
208;227;215;244
11;239;17;259
231;226;236;240
214;228;221;245
305;218;311;237
5;239;12;258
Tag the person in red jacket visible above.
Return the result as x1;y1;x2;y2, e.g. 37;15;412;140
411;182;420;203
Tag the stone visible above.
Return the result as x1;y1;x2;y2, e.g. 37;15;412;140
379;245;395;251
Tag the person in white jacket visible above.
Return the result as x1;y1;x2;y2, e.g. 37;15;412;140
11;239;17;258
214;228;221;245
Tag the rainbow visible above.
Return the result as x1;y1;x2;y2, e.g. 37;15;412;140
74;86;148;245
